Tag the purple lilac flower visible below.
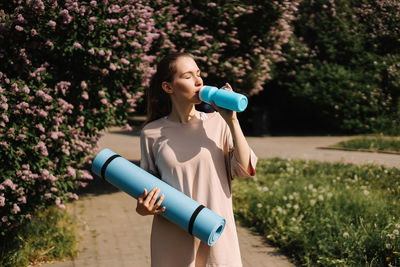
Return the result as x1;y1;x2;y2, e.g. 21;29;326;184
121;58;130;65
17;14;26;23
2;113;9;123
16;134;26;141
59;9;72;24
69;193;79;200
48;20;56;29
109;63;117;71
22;85;30;93
11;204;20;214
45;40;54;47
80;170;93;180
73;42;82;49
56;81;71;95
0;141;8;149
37;109;48;117
36;124;45;132
67;166;76;177
34;141;48;157
3;179;17;190
113;99;123;106
18;196;27;204
80;81;87;89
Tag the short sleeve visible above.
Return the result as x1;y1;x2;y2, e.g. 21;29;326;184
223;123;258;179
229;148;257;178
140;129;160;178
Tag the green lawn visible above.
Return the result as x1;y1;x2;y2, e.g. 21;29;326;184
0;205;78;267
329;136;400;154
233;158;400;266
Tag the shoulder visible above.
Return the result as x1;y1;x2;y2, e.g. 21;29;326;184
140;117;166;139
204;111;228;129
204;111;223;124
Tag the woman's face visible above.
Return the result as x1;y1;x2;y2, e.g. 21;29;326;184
167;56;203;104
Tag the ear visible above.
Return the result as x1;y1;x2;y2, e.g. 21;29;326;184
161;81;174;95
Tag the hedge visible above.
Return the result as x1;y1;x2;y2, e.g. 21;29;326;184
252;0;400;135
0;0;291;236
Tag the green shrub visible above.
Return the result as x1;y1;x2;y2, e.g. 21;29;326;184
259;0;400;135
0;0;163;236
233;158;400;266
330;136;400;153
0;0;295;236
152;0;301;95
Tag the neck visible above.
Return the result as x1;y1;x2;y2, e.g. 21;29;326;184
168;101;198;123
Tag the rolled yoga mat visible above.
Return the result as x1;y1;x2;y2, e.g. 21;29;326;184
91;148;226;246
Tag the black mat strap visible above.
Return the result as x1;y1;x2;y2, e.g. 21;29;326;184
101;154;121;180
188;205;205;235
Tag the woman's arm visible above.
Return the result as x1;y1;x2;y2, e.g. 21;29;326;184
226;118;251;172
210;83;252;173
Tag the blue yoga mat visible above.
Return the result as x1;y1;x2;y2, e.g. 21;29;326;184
91;148;226;246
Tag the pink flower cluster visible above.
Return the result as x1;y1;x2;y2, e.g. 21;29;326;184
1;0;315;234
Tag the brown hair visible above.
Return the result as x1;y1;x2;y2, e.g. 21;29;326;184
144;52;193;125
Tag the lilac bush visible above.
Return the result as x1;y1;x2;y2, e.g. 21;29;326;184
1;1;134;235
154;0;301;95
0;0;176;235
0;0;293;236
268;0;400;134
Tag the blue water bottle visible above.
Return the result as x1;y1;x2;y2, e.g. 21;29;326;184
199;85;248;112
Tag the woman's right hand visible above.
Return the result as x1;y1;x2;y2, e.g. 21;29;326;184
136;187;166;216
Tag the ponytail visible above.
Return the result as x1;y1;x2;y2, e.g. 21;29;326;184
144;52;193;125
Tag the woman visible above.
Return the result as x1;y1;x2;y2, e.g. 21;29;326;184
137;52;257;267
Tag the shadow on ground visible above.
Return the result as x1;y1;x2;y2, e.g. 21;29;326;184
77;160;140;197
108;127;141;137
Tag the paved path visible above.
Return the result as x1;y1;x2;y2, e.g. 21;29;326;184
41;127;400;267
246;136;399;169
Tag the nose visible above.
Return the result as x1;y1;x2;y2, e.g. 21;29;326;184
194;76;203;87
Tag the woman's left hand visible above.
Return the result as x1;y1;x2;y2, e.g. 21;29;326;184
210;83;238;122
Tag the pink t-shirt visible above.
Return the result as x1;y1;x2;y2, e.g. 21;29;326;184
140;111;257;267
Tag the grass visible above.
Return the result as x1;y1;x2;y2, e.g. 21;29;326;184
329;136;400;154
0;205;78;267
233;158;400;267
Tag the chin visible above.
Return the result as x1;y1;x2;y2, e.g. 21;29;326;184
194;99;202;105
192;96;202;104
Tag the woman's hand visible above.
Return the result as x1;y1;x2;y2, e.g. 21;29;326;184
210;83;238;123
136;187;166;216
